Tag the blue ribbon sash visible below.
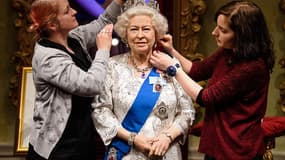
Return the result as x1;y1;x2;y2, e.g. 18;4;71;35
104;68;161;160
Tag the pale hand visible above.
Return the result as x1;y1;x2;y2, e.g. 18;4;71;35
96;24;113;51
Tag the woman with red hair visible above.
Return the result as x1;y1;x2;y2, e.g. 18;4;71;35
26;0;125;159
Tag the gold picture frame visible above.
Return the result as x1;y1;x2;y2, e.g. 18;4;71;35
15;67;35;155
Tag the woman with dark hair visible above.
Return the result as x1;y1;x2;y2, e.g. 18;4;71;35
150;0;275;160
26;0;125;159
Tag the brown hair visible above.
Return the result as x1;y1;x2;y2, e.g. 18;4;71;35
29;0;59;40
215;0;275;72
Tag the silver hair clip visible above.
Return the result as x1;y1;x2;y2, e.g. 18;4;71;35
122;0;160;12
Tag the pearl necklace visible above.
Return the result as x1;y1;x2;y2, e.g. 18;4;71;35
130;56;152;79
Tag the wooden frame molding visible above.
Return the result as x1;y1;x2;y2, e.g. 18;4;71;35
15;67;34;155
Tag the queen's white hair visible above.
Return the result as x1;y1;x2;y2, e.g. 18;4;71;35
114;6;168;43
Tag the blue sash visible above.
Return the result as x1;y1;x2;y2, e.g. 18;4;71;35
104;67;160;160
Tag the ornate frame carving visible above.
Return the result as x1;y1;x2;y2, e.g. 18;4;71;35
10;0;34;108
172;0;206;61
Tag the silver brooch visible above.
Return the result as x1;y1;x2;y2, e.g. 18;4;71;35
154;102;169;120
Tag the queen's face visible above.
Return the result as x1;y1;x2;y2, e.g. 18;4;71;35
212;14;235;49
126;15;156;56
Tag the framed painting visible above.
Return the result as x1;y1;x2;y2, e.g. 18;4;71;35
15;67;35;155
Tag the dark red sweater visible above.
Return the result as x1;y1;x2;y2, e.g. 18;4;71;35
189;48;269;160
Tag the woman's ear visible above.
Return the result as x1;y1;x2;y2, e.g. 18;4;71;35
47;22;58;32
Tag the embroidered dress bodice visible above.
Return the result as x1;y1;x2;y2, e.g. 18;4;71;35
92;53;195;160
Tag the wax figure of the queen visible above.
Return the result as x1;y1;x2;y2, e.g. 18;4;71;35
91;0;195;160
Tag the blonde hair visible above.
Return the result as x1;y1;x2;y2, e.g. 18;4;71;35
114;6;168;43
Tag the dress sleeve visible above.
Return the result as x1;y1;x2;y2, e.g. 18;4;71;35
91;61;121;146
171;76;196;144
